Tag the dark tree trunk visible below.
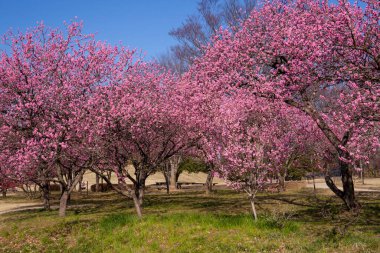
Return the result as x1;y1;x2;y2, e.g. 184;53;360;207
41;182;51;210
2;190;6;198
205;170;214;195
162;161;171;194
107;171;112;181
163;172;170;194
325;154;359;210
286;98;359;210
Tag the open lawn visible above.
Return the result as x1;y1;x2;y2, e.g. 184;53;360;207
0;187;379;253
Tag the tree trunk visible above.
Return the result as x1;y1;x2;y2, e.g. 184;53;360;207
92;168;143;218
360;160;364;185
59;191;69;217
162;161;171;194
131;192;142;218
138;187;144;205
360;169;364;185
95;174;100;192
312;167;316;194
107;171;112;181
250;197;258;221
163;172;170;194
135;177;146;206
170;160;178;191
2;190;6;198
78;174;83;192
278;173;286;192
325;159;358;210
56;169;85;217
41;182;51;210
287;100;359;210
341;166;358;210
205;171;214;194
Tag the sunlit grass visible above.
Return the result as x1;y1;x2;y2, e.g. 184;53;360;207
0;188;379;252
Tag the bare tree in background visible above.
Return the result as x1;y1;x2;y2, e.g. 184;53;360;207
159;0;257;74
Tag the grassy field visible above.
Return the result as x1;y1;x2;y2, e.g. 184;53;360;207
0;187;379;253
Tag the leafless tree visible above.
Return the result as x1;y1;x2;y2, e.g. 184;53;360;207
159;0;257;74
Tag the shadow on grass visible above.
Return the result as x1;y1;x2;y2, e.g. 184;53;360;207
4;187;379;236
140;188;380;233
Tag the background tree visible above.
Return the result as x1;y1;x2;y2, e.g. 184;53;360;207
160;0;257;74
160;155;183;193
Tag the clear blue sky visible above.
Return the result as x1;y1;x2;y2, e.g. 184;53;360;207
0;0;198;59
0;0;365;59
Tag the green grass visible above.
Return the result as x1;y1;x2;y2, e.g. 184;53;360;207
0;188;379;252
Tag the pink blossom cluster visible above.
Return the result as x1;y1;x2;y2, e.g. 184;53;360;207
0;0;378;212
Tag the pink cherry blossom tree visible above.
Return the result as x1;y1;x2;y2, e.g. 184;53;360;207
0;22;136;216
87;61;192;217
185;0;380;210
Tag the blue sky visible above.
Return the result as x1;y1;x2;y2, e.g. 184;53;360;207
0;0;366;60
0;0;199;59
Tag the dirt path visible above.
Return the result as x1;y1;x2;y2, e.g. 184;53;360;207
0;201;43;215
305;177;380;192
0;202;96;215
